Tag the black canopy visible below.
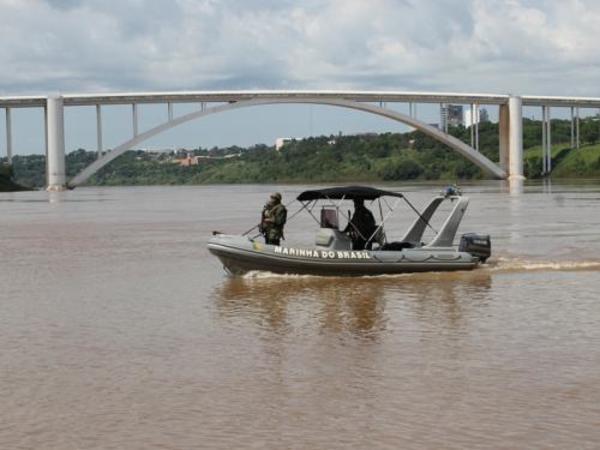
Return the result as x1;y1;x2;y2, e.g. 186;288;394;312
297;186;404;201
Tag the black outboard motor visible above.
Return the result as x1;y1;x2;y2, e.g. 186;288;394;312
459;233;491;263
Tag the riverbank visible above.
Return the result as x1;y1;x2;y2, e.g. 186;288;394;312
71;138;600;186
8;121;600;187
524;143;600;178
0;165;32;192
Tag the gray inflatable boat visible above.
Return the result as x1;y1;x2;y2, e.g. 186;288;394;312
208;186;491;276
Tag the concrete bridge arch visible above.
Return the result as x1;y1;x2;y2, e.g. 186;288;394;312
68;97;506;188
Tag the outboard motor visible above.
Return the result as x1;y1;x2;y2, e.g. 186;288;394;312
459;233;491;263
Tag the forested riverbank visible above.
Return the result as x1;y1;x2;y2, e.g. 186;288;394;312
4;118;600;189
0;165;31;192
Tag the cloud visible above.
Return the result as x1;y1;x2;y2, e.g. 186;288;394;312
1;0;600;95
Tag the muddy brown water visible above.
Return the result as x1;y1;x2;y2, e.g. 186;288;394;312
1;182;599;449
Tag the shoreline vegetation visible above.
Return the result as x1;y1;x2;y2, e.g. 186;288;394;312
3;118;600;190
0;165;31;192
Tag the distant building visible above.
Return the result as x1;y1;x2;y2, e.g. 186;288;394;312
448;105;464;127
275;137;295;151
480;108;490;123
440;104;464;131
463;107;490;127
178;155;199;166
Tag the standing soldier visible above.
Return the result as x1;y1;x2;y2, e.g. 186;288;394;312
260;192;287;246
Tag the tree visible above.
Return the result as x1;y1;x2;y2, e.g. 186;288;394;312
379;158;424;180
581;120;599;145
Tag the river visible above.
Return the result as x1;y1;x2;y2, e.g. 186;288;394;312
1;181;599;449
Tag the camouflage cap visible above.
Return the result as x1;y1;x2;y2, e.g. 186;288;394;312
270;192;282;201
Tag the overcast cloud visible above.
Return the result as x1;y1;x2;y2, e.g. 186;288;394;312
2;0;600;153
2;0;600;95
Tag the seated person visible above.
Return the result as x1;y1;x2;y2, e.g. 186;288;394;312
344;198;377;250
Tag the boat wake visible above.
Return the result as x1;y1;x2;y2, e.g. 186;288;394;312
486;257;600;273
242;271;322;280
238;257;600;280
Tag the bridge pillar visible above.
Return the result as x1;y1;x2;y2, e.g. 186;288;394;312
499;96;524;179
46;95;67;191
498;103;509;172
5;107;13;165
508;96;524;179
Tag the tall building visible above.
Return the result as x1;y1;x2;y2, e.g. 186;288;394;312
440;105;448;131
480;108;490;123
448;105;464;126
464;107;490;127
440;104;464;131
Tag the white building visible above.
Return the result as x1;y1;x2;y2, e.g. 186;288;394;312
275;137;295;151
464;107;489;127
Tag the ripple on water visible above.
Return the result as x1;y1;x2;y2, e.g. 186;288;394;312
2;184;600;449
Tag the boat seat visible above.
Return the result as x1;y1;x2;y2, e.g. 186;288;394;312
380;241;416;251
320;207;339;229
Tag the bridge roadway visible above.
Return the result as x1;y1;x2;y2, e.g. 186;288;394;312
3;90;600;108
2;90;600;190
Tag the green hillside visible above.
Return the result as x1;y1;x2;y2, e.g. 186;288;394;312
6;117;600;188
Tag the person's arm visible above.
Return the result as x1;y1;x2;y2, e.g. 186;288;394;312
368;210;376;227
259;207;268;233
343;211;355;233
273;206;286;227
262;205;275;223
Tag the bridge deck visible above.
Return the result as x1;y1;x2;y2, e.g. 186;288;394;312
2;91;600;108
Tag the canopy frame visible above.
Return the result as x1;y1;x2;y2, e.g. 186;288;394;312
246;186;466;249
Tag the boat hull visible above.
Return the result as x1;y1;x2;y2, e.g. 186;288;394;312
208;235;480;276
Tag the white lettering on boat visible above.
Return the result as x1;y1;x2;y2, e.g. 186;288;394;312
271;246;371;260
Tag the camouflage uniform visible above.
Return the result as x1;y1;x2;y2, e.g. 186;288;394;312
260;194;287;246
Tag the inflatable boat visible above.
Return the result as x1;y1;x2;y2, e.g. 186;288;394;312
208;186;491;276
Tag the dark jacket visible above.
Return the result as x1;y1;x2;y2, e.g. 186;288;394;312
346;204;376;238
345;204;377;249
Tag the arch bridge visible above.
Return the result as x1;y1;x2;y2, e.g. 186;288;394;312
2;90;599;190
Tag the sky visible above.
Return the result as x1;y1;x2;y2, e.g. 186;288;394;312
1;0;600;154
